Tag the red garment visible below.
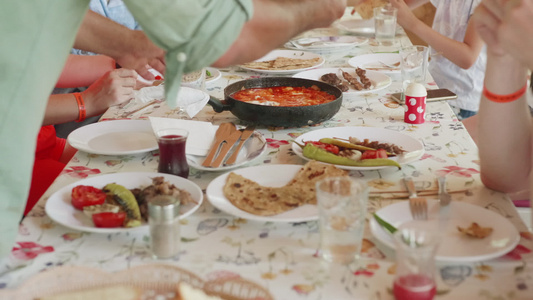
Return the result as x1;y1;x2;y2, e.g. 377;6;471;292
25;126;66;215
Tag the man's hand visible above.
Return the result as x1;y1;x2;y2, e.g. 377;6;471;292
75;11;166;81
114;30;166;81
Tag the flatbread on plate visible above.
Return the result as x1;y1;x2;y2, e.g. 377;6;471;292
242;56;321;70
223;161;349;216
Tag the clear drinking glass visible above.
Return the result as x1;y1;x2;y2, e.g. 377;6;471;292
399;45;429;102
374;5;398;46
393;220;439;300
155;128;189;179
316;177;368;264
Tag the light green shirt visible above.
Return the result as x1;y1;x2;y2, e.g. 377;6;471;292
0;0;252;258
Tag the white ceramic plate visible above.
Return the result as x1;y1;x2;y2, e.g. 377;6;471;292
370;200;521;262
205;67;222;84
187;130;267;172
335;18;375;35
45;172;203;233
67;120;158;155
293;68;391;95
284;36;368;51
292;126;424;171
348;53;401;74
206;164;318;222
239;50;325;75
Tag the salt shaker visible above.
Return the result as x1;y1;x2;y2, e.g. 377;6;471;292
404;82;427;124
148;195;180;259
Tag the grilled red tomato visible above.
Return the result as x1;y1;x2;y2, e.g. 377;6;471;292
71;185;107;210
92;211;126;228
361;149;388;160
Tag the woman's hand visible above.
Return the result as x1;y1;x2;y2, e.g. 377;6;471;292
473;0;533;68
81;68;138;117
472;0;507;56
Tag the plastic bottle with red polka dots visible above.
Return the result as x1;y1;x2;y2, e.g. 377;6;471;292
404;83;427;124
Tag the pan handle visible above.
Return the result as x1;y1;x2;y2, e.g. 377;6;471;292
208;96;232;113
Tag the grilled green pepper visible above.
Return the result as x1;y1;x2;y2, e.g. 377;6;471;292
103;183;142;228
318;138;393;156
373;213;397;234
302;144;401;169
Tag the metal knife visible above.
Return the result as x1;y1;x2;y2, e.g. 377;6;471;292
210;128;242;168
438;175;452;221
225;125;256;166
202;123;234;167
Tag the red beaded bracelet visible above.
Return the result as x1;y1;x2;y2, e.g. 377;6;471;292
73;92;86;122
483;83;528;103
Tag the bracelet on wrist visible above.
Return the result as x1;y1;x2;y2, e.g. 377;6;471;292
73;92;86;122
483;83;528;103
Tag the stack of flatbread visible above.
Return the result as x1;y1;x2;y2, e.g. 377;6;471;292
223;161;349;216
242;56;321;70
353;0;389;19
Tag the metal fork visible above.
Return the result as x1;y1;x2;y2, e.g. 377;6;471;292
403;177;428;220
378;60;400;68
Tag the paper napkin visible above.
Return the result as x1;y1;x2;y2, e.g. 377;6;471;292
149;117;216;156
134;85;209;118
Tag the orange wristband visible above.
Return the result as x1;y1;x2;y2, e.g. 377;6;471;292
73;92;86;122
483;83;528;103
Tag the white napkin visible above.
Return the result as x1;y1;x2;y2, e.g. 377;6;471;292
149;117;216;156
134;85;209;118
173;87;210;118
134;86;165;103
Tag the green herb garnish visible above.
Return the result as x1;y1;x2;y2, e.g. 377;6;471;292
373;213;397;234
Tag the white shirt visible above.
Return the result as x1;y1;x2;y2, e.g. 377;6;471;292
429;0;486;112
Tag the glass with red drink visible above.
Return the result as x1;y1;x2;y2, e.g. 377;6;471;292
393;220;439;300
155;128;189;178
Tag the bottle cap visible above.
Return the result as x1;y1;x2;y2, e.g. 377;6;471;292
148;195;180;222
405;82;427;97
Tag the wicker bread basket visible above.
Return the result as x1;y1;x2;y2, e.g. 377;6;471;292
0;264;273;300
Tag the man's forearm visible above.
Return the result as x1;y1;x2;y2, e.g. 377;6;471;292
213;0;345;67
74;10;165;79
73;11;130;59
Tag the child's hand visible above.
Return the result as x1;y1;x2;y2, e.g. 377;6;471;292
389;0;418;31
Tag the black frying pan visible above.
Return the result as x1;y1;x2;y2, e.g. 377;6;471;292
208;77;343;127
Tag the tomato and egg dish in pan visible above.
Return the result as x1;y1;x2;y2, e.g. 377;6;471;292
231;85;336;107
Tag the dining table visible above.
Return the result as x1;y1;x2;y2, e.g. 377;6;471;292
1;8;533;300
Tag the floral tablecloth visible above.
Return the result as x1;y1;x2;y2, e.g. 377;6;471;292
1;16;533;300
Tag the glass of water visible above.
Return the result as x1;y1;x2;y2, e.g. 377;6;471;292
374;5;397;46
316;177;368;264
399;45;429;102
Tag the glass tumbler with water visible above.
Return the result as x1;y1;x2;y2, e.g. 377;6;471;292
399;45;429;102
316;177;368;264
374;5;398;46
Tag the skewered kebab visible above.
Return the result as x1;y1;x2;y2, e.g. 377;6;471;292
340;69;364;90
356;67;372;89
320;73;349;92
